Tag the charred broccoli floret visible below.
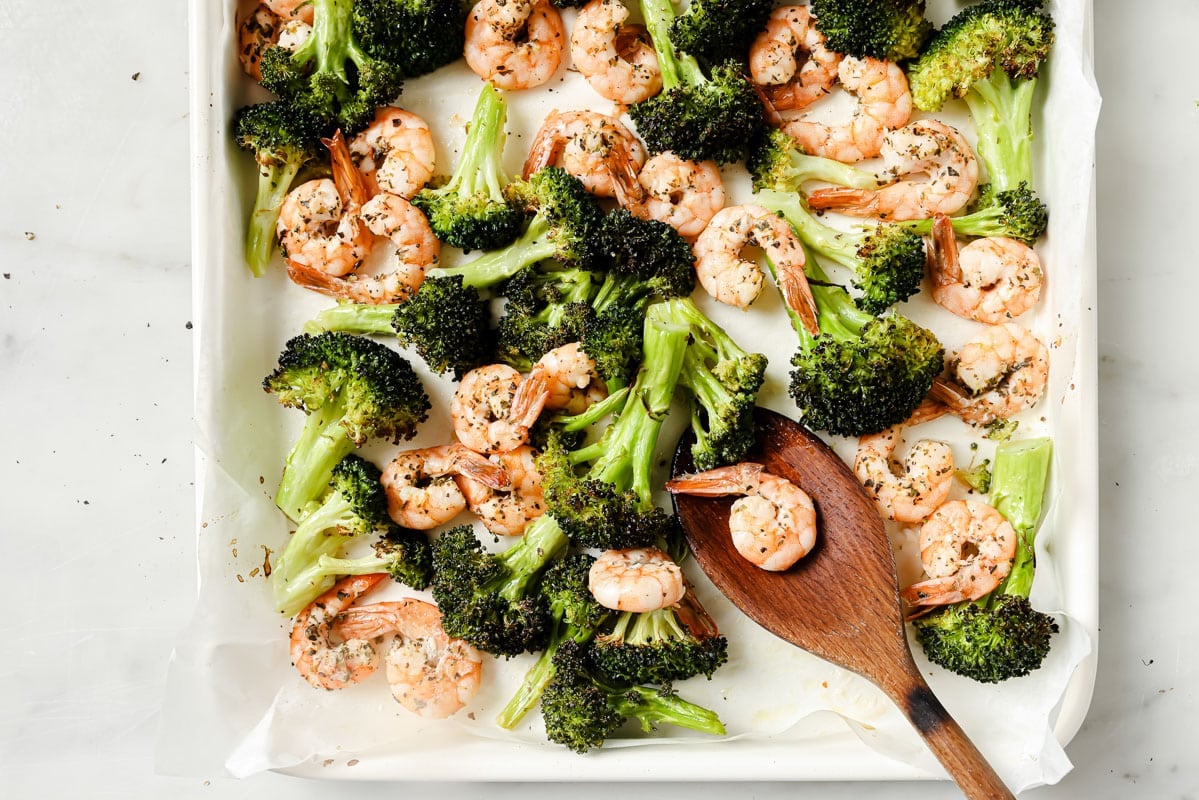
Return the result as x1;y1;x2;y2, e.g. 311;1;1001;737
668;0;775;65
351;0;465;79
899;182;1048;245
809;0;933;62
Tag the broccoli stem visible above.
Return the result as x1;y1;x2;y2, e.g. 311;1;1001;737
613;685;727;736
640;0;707;89
246;157;306;278
293;0;361;93
275;394;357;521
990;437;1052;600
556;386;630;432
433;216;557;289
495;617;594;730
447;82;509;200
307;301;398;335
494;515;571;603
965;69;1038;192
755;188;866;272
761;241;871;352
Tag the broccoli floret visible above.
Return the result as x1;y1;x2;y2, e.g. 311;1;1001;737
258;0;405;134
431;518;571;656
908;0;1055;194
628;0;764;164
541;640;726;753
412;82;523;251
809;0;933;62
351;0;465;79
579;304;647;391
594;210;697;311
668;0;775;65
234;101;322;277
270;454;389;615
914;437;1058;682
956;458;993;494
311;524;432;589
306;276;492;379
539;303;691;549
497;554;608;729
263;332;430;520
899;182;1048;245
495;266;601;373
430;167;604;289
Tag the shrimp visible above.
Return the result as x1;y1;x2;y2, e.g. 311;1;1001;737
451;364;548;454
382;444;511;530
349;107;437;200
854;402;954;524
931;323;1050;426
464;0;566;91
523;111;646;204
628;152;725;240
666;463;817;572
570;0;662;104
334;599;483;719
782;56;912;163
807;120;979;220
289;573;386;691
928;214;1043;324
238;5;311;82
588;547;685;612
457;445;545;536
526;342;608;415
900;500;1017;611
265;0;314;24
749;6;842;113
278;131;373;281
692;205;817;322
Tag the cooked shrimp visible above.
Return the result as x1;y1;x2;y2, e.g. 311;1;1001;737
464;0;566;91
457;445;545;536
382;444;511;529
348;107;436;200
290;573;386;691
854;402;954;524
238;5;311;81
357;192;440;301
334;599;483;719
693;205;816;322
928;214;1043;324
523;110;646;204
629;152;725;239
451;364;548;454
570;0;661;104
588;547;685;612
266;0;314;24
783;56;912;163
931;323;1050;426
749;6;842;113
900;500;1016;610
527;342;608;415
279;131;373;280
666;463;817;572
807;120;978;220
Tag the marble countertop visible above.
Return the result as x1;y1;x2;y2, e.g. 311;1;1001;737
2;1;1196;796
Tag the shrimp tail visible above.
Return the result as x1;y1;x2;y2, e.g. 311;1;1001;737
522;118;565;180
608;145;646;208
509;368;550;429
899;576;966;609
665;463;765;497
906;396;952;427
805;187;880;215
928;376;973;411
778;263;820;337
926;213;962;288
454;449;513;491
324;130;370;211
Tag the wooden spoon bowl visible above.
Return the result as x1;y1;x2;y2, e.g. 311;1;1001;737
670;407;1014;800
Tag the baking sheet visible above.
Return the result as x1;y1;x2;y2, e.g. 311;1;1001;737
160;0;1100;788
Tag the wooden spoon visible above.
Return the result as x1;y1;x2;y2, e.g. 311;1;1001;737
670;407;1015;800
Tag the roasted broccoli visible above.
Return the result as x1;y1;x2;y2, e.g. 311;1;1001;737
351;0;465;80
306;275;492;379
310;525;432;589
628;0;764;164
258;0;405;134
913;437;1059;683
431;518;571;656
430;167;604;289
497;554;608;729
412;82;523;251
234;101;322;277
541;640;727;753
809;0;933;62
495;265;601;373
263;332;430;520
668;0;775;66
898;181;1048;245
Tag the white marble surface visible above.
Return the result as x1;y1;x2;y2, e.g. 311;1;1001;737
1;1;1196;796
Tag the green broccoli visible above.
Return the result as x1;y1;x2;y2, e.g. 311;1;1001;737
233;101;322;277
898;182;1048;245
412;82;523;251
495;265;601;373
263;332;430;520
541;640;726;753
309;525;432;590
809;0;933;62
628;0;764;164
430;518;571;657
497;554;608;729
763;246;943;437
913;437;1059;683
258;0;405;134
351;0;466;79
668;0;775;65
429;167;604;289
305;275;492;379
